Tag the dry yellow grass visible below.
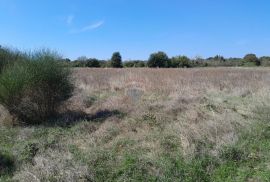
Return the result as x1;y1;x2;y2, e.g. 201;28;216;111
70;67;270;155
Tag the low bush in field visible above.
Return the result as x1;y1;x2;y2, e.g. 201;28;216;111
0;50;73;124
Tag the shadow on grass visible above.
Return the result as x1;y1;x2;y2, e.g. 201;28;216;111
42;109;125;128
0;152;15;176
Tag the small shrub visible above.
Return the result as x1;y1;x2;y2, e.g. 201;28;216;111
0;50;74;124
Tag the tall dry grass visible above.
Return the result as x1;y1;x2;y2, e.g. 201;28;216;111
74;67;269;95
70;67;270;155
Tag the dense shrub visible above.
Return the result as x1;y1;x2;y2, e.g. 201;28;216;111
244;54;260;66
171;56;191;68
0;50;73;124
124;60;146;67
147;51;170;68
71;60;87;67
86;58;101;67
203;57;243;67
70;59;108;68
0;46;26;73
260;56;270;66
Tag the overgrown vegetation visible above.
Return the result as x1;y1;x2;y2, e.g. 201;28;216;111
1;97;269;181
123;60;146;67
0;49;73;124
1;46;270;181
0;46;26;73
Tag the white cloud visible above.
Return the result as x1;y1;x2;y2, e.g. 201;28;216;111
82;21;104;31
70;20;104;34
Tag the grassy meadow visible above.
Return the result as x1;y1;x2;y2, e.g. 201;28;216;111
1;67;270;181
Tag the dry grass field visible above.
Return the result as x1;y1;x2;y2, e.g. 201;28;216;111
1;67;270;181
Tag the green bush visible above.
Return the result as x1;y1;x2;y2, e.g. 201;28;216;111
0;46;26;73
147;51;170;68
171;56;191;68
243;54;261;66
260;56;270;66
0;50;73;124
123;60;146;67
86;58;101;67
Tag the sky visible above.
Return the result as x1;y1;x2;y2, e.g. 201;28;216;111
0;0;270;60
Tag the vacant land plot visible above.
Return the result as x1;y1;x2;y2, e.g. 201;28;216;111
1;68;270;181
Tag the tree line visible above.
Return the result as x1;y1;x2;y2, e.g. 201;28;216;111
1;45;270;69
63;51;270;68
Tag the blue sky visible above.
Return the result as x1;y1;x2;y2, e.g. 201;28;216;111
0;0;270;60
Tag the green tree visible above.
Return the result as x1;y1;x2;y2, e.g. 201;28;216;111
244;54;260;66
111;52;123;68
213;55;226;62
86;58;101;67
147;51;169;68
171;56;191;68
